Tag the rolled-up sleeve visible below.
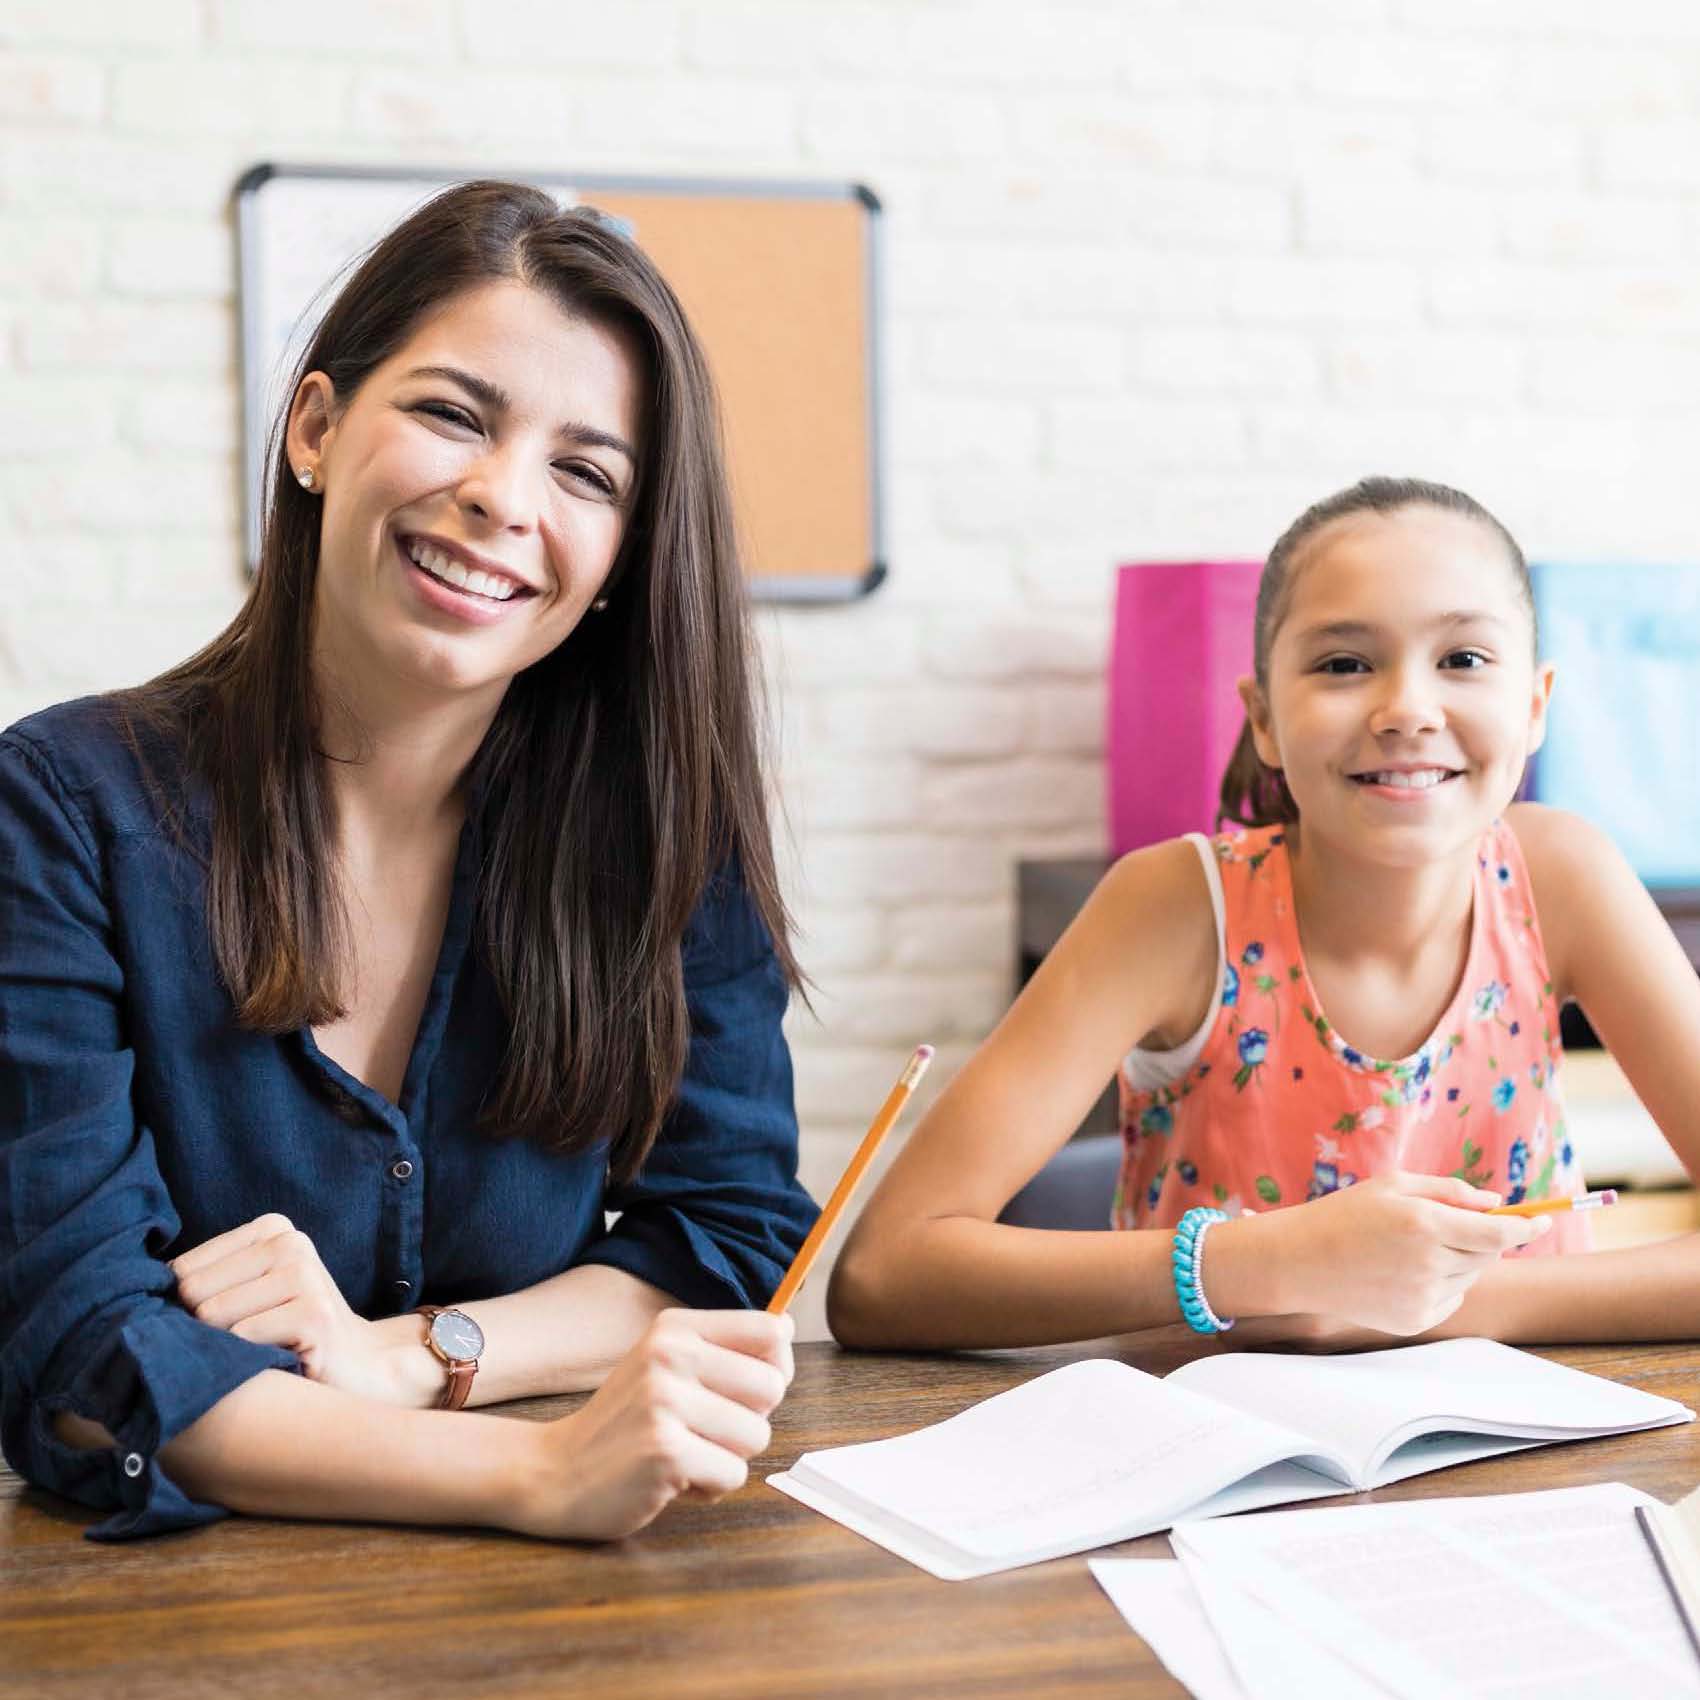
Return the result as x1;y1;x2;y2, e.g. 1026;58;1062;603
0;734;296;1540
582;862;819;1309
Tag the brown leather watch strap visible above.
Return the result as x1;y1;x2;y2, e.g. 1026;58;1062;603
440;1359;475;1412
417;1306;479;1412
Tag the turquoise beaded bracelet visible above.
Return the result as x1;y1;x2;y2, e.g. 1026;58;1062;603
1172;1206;1233;1334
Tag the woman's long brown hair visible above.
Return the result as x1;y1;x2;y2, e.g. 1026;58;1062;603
1217;475;1534;831
121;180;796;1185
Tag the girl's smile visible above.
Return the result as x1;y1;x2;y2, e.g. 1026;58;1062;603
1348;763;1465;802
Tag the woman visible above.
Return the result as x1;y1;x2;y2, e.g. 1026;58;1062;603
0;181;815;1542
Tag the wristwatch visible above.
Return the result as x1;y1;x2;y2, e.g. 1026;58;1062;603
417;1306;485;1411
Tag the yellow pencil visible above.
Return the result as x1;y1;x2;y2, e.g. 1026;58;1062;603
1488;1188;1617;1218
767;1044;934;1315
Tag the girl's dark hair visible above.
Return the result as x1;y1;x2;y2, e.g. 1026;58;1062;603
1217;476;1533;831
121;179;796;1185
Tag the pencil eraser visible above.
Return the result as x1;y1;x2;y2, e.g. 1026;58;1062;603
916;1044;934;1062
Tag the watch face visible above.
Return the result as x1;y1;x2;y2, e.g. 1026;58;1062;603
430;1309;484;1361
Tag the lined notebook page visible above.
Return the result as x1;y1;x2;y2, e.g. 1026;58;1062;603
778;1358;1317;1563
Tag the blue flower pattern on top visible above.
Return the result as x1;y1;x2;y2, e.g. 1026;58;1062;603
1505;1137;1529;1205
1307;1161;1358;1200
1232;1027;1268;1092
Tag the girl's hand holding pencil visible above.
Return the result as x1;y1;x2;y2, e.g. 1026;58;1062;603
1226;1171;1553;1339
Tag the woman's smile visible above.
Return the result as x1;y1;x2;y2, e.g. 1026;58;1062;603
395;532;538;626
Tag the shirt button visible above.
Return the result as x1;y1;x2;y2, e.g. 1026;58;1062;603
392;1279;411;1296
122;1452;145;1479
390;1159;414;1181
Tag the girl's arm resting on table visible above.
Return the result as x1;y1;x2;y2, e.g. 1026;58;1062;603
1432;1233;1700;1344
1240;1230;1700;1352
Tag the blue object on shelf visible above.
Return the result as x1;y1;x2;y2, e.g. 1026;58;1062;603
1531;562;1700;888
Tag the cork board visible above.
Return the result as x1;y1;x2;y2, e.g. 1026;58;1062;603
235;165;884;601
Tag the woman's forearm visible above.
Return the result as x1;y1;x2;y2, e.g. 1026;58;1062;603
160;1369;536;1528
435;1263;676;1405
76;1304;794;1544
1440;1233;1700;1344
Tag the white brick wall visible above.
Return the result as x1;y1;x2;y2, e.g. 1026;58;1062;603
3;0;1700;1339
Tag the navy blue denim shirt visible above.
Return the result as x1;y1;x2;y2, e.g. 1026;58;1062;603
0;696;817;1540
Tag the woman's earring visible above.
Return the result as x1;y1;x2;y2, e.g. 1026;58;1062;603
296;466;316;491
591;597;609;612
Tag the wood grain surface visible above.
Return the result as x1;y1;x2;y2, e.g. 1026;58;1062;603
5;1333;1700;1700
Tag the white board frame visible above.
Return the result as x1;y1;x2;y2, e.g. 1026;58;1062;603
233;162;886;602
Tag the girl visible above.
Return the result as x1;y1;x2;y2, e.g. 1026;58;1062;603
0;182;814;1542
831;476;1700;1352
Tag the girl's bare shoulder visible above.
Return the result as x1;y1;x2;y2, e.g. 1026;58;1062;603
1097;833;1218;927
1503;802;1640;989
1503;800;1622;888
1090;835;1220;1034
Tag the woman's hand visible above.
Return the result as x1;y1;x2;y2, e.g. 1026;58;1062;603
1240;1172;1550;1338
509;1307;795;1542
171;1214;433;1406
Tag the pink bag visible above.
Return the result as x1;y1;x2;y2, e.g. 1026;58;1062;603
1106;561;1261;857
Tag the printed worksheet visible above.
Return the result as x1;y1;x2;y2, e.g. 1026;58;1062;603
1171;1483;1700;1700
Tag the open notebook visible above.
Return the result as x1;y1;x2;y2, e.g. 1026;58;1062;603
769;1338;1693;1580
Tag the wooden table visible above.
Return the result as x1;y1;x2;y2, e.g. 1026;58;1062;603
6;1333;1700;1699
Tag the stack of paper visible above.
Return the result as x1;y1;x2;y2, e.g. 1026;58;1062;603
1093;1483;1700;1699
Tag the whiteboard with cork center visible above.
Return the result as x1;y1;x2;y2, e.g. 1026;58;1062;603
235;164;884;601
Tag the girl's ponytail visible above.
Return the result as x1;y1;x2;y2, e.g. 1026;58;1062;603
1217;715;1295;830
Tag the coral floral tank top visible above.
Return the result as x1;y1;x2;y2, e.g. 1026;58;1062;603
1112;820;1589;1255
